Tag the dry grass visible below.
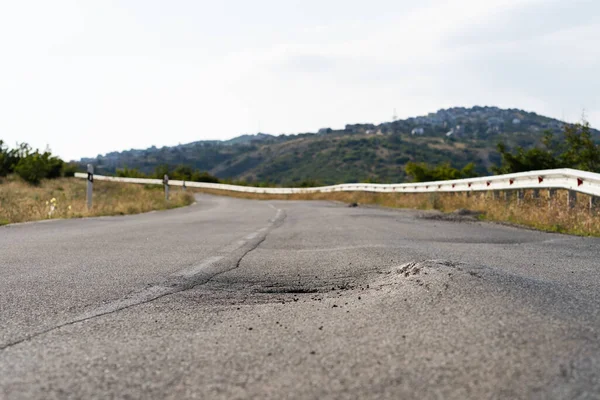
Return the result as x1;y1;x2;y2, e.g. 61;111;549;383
5;174;596;236
196;188;600;236
0;176;195;225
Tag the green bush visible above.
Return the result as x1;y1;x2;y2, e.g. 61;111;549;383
494;120;600;174
171;165;193;181
405;161;477;182
116;167;147;178
1;141;66;183
14;152;50;184
44;153;64;179
115;163;221;183
0;141;22;177
152;164;170;180
190;170;219;183
62;163;80;177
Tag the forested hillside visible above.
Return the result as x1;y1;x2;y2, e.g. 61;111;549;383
80;106;599;185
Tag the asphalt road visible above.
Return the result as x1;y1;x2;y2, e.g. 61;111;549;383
1;194;599;399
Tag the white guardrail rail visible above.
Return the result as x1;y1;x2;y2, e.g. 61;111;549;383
75;168;600;197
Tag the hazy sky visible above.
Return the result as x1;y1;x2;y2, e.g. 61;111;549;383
1;0;598;160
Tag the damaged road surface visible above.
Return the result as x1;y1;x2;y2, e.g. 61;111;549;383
1;195;600;399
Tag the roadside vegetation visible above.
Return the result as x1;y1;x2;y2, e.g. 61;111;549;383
403;120;600;181
494;120;600;174
0;141;194;225
185;121;600;237
0;175;194;225
194;188;600;237
2;119;598;231
404;162;477;182
110;120;599;187
116;164;220;183
0;140;78;184
115;164;318;188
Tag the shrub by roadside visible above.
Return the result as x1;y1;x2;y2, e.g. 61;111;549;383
0;176;194;225
0;141;79;184
195;188;600;237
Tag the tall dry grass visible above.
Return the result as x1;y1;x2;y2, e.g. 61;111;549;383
196;187;600;236
0;176;195;225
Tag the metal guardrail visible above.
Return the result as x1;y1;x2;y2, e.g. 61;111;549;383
75;168;600;198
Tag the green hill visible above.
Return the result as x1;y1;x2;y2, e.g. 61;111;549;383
80;106;599;185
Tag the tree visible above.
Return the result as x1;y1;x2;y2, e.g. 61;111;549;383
14;151;50;184
0;141;15;176
494;120;600;174
172;165;193;181
190;170;219;183
62;162;80;177
405;162;477;182
152;164;170;179
1;140;66;183
128;163;220;183
0;141;27;176
116;167;147;178
492;134;560;174
560;121;600;172
42;151;64;179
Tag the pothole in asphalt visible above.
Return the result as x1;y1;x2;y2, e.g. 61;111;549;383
418;209;483;222
257;287;321;294
371;259;489;291
397;259;463;277
181;260;488;307
255;282;357;295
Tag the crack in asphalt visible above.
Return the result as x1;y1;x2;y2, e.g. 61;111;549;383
0;206;286;352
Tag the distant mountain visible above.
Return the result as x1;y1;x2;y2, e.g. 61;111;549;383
79;106;599;185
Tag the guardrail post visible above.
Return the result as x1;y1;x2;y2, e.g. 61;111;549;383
517;190;524;205
492;191;500;200
504;190;512;202
163;174;169;201
548;189;556;208
567;190;577;209
86;164;94;210
532;189;540;200
590;196;600;215
182;181;186;192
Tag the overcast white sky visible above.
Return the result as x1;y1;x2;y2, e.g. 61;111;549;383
1;0;599;160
